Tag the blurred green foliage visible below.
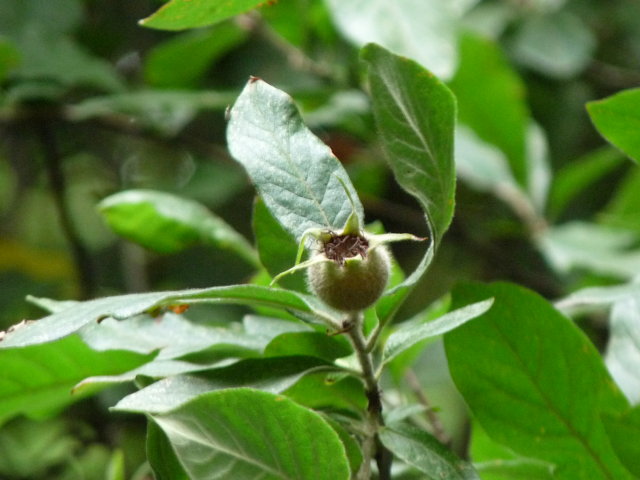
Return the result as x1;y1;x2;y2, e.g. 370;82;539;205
1;0;640;478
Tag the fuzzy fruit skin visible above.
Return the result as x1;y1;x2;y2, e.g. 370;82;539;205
307;245;390;312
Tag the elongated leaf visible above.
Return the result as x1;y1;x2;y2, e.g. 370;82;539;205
80;313;266;359
538;222;640;279
151;388;351;479
382;298;493;365
605;291;640;404
68;90;234;135
362;43;456;299
444;282;634;479
99;189;258;266
587;88;640;163
0;285;340;348
140;0;265;30
227;78;363;242
555;281;640;312
380;423;479;479
0;335;151;425
363;43;456;247
114;356;330;414
325;0;463;79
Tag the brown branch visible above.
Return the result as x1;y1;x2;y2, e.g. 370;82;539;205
405;368;451;446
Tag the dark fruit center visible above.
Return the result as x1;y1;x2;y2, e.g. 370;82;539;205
323;234;368;266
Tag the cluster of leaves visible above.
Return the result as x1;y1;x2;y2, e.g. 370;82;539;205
1;0;640;479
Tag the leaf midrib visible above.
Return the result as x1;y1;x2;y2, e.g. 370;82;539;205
490;315;621;479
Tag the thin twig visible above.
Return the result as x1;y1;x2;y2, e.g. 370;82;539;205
405;368;451;446
235;12;337;81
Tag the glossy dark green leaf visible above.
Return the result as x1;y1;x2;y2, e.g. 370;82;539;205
114;356;330;414
587;88;640;163
140;0;265;30
603;406;640;476
0;285;340;348
382;298;493;365
450;33;529;188
380;423;479;479
227;78;363;241
0;335;152;425
99;189;258;266
151;388;351;479
362;43;456;299
444;282;634;479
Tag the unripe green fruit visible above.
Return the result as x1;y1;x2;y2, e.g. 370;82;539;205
307;244;390;312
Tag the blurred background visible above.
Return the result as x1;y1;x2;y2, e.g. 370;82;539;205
1;0;639;477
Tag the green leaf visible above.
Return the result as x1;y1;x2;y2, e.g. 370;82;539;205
555;281;640;312
227;78;363;242
471;422;554;480
114;356;330;415
151;388;351;479
450;33;529;188
0;38;20;82
361;43;456;299
587;88;640;163
603;406;640;476
264;331;351;361
548;147;626;220
510;12;595;79
139;0;265;31
605;289;640;404
147;420;190;480
538;222;640;279
253;197;306;291
144;23;247;88
382;298;493;365
363;43;456;248
325;0;464;79
0;335;152;425
0;285;340;348
474;461;555;480
98;189;258;266
601;167;640;234
68;90;234;135
380;423;479;479
444;282;634;479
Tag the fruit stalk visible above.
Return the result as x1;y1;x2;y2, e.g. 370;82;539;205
346;312;391;480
